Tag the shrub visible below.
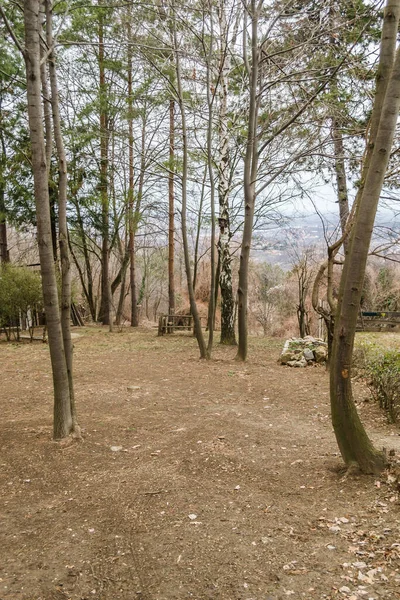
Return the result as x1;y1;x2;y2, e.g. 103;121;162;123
366;350;400;423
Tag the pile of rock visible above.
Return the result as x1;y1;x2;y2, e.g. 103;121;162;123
280;336;327;367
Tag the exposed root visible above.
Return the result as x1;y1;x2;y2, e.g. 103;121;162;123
340;462;362;481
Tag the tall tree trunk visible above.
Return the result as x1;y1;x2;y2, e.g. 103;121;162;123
237;0;260;361
23;0;72;439
39;1;57;262
0;150;8;263
218;0;236;345
46;0;79;431
126;10;137;328
330;0;400;474
98;2;110;326
173;5;207;358
131;119;146;327
205;7;216;356
168;99;175;317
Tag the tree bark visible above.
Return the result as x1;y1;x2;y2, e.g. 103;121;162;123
23;0;72;439
330;0;400;474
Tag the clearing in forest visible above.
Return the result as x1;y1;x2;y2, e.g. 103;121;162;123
1;328;400;600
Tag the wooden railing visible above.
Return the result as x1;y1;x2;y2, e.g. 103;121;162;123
357;311;400;331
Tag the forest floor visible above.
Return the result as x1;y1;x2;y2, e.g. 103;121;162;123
1;327;400;600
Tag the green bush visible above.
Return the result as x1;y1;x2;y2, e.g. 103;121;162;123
365;350;400;423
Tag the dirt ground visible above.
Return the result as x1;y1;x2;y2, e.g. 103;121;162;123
1;327;400;600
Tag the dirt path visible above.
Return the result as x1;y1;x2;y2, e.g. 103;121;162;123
1;328;399;600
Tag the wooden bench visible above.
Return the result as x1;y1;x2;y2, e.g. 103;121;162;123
158;314;194;335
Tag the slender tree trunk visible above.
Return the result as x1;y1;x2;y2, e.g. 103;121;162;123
39;2;57;263
126;10;137;328
330;0;400;474
98;3;110;326
0;100;8;263
168;99;175;317
0;154;8;263
131;120;146;327
115;269;127;325
192;165;207;293
237;0;260;361
173;6;207;358
205;7;216;356
23;0;72;439
130;233;138;326
218;0;236;345
45;0;79;431
69;199;96;321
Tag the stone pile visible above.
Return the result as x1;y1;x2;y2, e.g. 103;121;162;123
280;336;327;367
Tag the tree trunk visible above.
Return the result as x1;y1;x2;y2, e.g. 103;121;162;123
168;99;175;318
237;0;260;361
45;0;79;432
0;161;8;263
130;233;138;326
69;198;96;321
23;0;72;439
46;0;79;431
218;0;236;345
330;0;400;474
98;3;110;326
126;10;137;328
0;104;8;263
173;5;207;358
206;13;216;356
39;2;58;263
131;120;146;327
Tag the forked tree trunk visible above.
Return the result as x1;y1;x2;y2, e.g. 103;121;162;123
46;0;79;431
330;0;400;474
23;0;72;439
